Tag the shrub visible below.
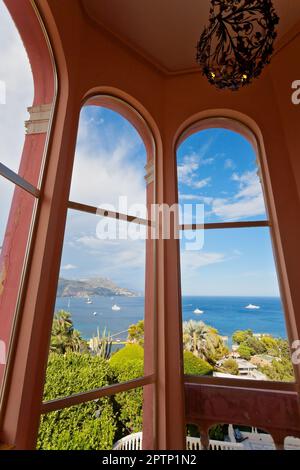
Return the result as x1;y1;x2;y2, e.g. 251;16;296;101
110;344;144;370
183;351;213;376
37;352;116;450
38;399;116;450
221;358;239;375
110;346;144;437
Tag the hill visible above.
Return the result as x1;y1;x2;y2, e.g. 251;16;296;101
57;277;137;298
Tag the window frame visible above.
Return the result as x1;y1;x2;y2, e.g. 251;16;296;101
176;116;298;389
0;0;57;430
35;97;157;447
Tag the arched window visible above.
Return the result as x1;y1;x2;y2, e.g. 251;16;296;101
177;124;295;383
37;98;155;450
0;0;56;402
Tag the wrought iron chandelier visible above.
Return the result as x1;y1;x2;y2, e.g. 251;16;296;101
196;0;279;91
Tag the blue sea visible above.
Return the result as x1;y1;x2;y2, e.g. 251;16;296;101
55;296;287;341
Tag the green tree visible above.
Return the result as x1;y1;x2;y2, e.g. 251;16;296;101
259;358;294;382
260;335;279;355
237;344;253;360
243;336;267;355
127;320;144;346
232;329;253;345
183;320;228;364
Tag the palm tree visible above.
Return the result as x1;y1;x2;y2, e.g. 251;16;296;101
70;329;87;353
183;320;227;364
50;310;86;354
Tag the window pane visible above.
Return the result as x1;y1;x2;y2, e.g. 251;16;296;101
0;2;33;173
69;106;147;218
0;176;14;248
180;227;294;383
38;387;145;450
42;209;145;398
177;129;267;224
0;177;36;392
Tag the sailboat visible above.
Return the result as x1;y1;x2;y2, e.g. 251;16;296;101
85;297;93;304
67;298;71;309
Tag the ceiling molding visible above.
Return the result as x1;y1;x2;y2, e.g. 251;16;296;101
80;0;203;77
80;0;300;78
80;0;169;76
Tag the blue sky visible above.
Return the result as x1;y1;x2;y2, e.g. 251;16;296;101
178;129;279;296
0;1;280;297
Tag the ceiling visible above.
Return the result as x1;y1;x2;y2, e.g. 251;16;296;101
82;0;300;74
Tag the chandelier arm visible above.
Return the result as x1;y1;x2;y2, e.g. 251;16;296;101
196;0;279;90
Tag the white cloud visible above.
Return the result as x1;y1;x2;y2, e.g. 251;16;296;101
0;4;34;242
193;177;211;189
180;194;202;201
181;251;226;271
69;113;147;217
0;3;34;173
224;159;235;169
61;264;77;270
177;138;215;189
177;154;212;189
211;170;266;221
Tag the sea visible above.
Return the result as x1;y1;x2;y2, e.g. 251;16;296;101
55;296;287;342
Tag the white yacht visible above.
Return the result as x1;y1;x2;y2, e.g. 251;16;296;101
245;304;260;310
193;308;204;314
112;304;121;311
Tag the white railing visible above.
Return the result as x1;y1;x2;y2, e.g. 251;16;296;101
113;433;244;450
113;432;143;450
186;436;244;450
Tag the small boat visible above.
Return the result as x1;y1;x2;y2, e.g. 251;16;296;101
93;312;97;316
193;308;204;314
112;304;121;311
85;297;93;304
245;304;260;310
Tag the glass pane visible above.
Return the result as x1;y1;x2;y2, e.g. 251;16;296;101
0;176;14;247
0;2;34;173
0;177;36;391
177;128;268;224
38;387;145;450
43;209;145;398
180;227;294;383
69;106;147;218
